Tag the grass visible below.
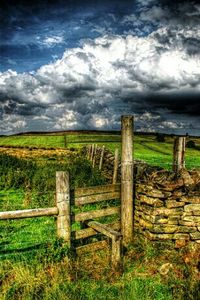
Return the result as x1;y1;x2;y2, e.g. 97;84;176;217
0;133;199;169
0;152;176;300
1;232;199;300
0;133;199;299
0;235;177;300
0;152;107;261
0;135;64;148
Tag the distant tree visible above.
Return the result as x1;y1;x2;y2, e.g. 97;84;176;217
156;133;165;142
186;140;196;148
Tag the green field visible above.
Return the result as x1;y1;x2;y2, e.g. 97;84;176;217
0;133;199;169
0;133;199;299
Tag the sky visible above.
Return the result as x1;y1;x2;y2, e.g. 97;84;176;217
0;0;200;135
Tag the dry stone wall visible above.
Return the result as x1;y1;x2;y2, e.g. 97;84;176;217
134;168;200;248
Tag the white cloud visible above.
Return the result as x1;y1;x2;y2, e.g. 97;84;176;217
121;14;137;24
136;0;157;8
2;28;200;108
140;6;168;22
0;114;27;134
158;121;183;129
53;110;78;130
90;115;110;128
1;20;200;133
42;35;64;47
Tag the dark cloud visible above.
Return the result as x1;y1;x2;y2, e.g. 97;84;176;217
0;0;200;134
142;93;200;116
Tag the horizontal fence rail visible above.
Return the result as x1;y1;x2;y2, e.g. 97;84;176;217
74;206;120;222
74;221;120;240
74;191;120;206
0;207;58;220
73;183;120;197
87;221;122;241
0;182;121;240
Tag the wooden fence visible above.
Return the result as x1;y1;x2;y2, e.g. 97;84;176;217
86;144;120;183
0;116;134;269
0;115;188;268
87;135;187;178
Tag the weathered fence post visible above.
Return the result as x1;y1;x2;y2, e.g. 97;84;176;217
90;144;95;162
87;145;91;160
56;171;71;247
64;135;67;148
173;137;186;174
99;145;105;170
111;236;122;270
121;116;134;247
92;144;97;167
112;148;119;184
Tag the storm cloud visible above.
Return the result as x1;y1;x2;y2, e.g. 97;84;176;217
0;0;200;134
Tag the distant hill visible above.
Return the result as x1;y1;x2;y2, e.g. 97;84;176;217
5;130;200;138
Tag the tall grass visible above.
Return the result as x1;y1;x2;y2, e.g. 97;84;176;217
1;234;199;300
0;153;106;194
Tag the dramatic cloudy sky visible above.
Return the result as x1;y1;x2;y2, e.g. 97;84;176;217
0;0;200;135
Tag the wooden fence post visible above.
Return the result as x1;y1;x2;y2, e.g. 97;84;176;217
173;137;186;174
56;171;71;247
92;144;97;167
64;135;67;148
111;236;121;270
87;145;91;160
99;145;105;170
90;144;95;162
112;148;119;184
121;116;134;247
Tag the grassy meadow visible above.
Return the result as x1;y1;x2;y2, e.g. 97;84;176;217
0;133;199;169
0;132;199;299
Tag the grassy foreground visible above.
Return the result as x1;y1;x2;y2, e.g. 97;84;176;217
0;232;199;300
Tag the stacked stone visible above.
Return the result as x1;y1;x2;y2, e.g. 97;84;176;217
134;169;200;248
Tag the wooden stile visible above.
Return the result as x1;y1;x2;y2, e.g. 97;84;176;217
56;171;71;246
87;221;122;240
0;115;137;268
74;221;120;240
121;115;134;246
87;221;122;268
